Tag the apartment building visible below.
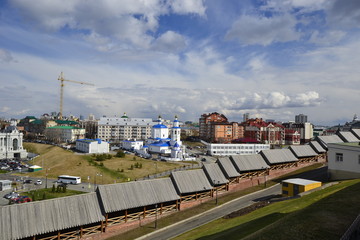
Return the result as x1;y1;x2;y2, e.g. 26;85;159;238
199;112;243;143
243;118;285;145
97;114;156;143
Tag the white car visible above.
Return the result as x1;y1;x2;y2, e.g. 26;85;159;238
34;180;42;185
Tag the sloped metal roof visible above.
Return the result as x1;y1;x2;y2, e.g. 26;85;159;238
338;131;359;142
289;145;318;158
171;169;213;194
217;157;240;178
260;149;298;164
316;135;343;144
202;163;229;185
309;141;326;153
97;178;179;213
230;154;269;172
0;192;104;240
351;129;360;139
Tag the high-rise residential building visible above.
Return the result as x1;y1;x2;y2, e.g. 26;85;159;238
243;113;250;122
295;114;308;123
97;113;156;143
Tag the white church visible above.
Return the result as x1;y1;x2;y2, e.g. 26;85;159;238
123;116;192;161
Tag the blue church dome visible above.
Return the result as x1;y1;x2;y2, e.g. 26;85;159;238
153;124;167;129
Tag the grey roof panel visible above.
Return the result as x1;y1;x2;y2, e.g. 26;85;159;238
338;131;359;142
202;163;229;185
171;169;213;194
97;178;179;213
217;157;240;178
317;135;343;144
309;141;326;153
230;154;269;172
351;129;360;139
260;149;298;164
0;193;104;240
289;145;318;158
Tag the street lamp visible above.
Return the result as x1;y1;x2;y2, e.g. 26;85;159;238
213;180;219;205
45;168;50;189
94;173;102;191
155;203;158;229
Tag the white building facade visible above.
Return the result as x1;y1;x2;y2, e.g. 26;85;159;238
0;122;27;159
207;143;271;156
44;126;85;143
122;140;144;151
97;113;157;143
76;139;109;154
328;143;360;180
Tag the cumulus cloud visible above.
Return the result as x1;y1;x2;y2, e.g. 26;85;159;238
225;91;322;110
9;0;205;50
169;0;206;16
152;31;187;53
225;14;301;46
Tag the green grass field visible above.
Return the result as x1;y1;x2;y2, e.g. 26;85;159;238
22;143;181;184
174;179;360;240
20;187;85;202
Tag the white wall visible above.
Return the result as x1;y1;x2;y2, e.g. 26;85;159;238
328;143;360;180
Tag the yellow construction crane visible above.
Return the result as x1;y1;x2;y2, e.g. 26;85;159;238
57;72;95;120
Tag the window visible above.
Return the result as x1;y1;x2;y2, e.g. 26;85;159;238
282;190;288;195
283;182;288;187
336;153;343;162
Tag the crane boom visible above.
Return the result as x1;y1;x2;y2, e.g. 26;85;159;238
57;72;94;120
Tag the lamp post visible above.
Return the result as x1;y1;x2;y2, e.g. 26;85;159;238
213;180;219;205
45;168;50;189
155;203;158;229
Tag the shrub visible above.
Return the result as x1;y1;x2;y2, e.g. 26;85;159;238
116;150;125;158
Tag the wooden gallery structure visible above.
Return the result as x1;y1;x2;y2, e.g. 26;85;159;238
217;157;241;184
230;154;270;179
0;193;105;240
97;178;180;227
202;163;229;193
289;145;319;164
260;149;299;170
170;169;213;204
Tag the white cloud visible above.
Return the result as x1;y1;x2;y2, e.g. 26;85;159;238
9;0;206;50
309;30;346;45
169;0;206;16
225;14;301;46
152;31;187;53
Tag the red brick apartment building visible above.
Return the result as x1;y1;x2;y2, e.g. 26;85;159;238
199;112;244;143
243;118;285;145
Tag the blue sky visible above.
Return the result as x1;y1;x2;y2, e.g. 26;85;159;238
0;0;360;125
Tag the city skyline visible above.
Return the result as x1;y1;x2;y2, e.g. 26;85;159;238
0;0;359;125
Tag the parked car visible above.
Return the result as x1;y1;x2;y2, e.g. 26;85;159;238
23;179;32;184
3;192;19;200
34;180;42;185
12;196;32;204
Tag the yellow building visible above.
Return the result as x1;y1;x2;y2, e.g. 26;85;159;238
282;178;322;197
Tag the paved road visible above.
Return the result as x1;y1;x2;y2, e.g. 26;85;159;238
137;184;281;240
